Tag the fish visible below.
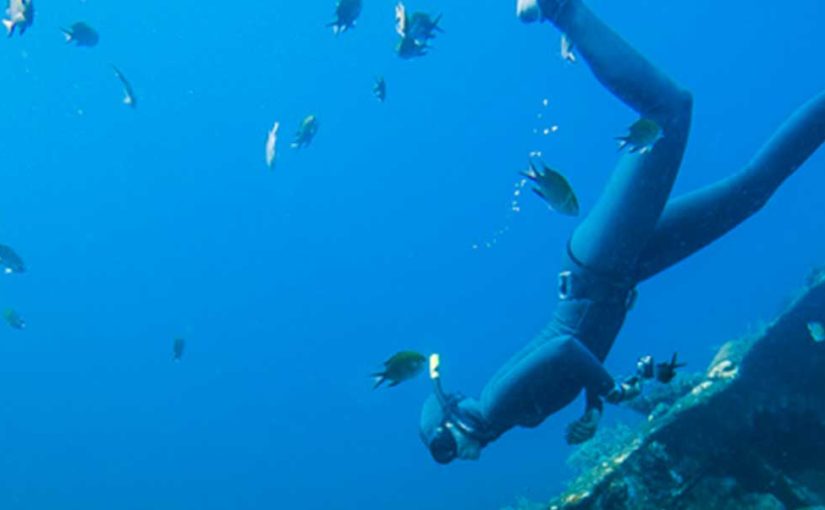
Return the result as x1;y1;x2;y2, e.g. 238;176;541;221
173;337;185;361
61;21;99;47
111;64;136;108
396;35;428;60
265;121;279;169
406;11;443;41
395;2;407;37
372;350;427;389
327;0;362;35
807;321;825;343
0;244;25;274
655;353;686;384
291;115;319;149
3;0;33;37
616;118;662;154
395;2;441;59
373;76;386;102
520;160;580;216
560;34;576;63
3;309;25;330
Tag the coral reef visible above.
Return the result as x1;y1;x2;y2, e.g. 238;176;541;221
522;271;825;510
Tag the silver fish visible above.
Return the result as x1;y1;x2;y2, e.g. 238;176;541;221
265;121;279;169
560;34;576;63
111;64;136;108
3;0;34;37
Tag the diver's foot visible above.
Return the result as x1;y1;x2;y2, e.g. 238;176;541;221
517;0;572;24
517;0;542;23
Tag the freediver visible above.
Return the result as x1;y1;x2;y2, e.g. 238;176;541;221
419;0;825;464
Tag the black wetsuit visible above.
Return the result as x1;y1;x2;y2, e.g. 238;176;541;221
420;0;825;451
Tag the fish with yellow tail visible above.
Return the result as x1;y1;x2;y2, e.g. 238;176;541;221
372;350;426;389
521;160;580;216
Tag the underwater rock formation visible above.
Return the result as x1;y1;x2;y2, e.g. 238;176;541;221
528;268;825;510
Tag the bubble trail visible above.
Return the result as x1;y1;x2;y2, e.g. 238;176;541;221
472;99;559;250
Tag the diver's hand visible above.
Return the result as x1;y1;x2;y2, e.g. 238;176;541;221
605;376;642;404
636;355;655;380
565;408;601;445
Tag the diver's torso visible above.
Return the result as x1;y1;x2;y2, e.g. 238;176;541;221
477;250;635;434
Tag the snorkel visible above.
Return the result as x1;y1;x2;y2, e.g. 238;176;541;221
429;353;450;408
426;354;494;464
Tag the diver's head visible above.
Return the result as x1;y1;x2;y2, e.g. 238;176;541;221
428;423;458;464
420;394;485;464
428;420;483;464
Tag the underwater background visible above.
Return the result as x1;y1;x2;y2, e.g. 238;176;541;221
1;0;824;508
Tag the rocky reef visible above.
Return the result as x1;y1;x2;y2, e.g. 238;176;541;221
511;268;825;510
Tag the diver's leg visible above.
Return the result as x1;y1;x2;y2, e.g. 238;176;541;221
540;0;691;129
539;0;694;274
635;90;825;281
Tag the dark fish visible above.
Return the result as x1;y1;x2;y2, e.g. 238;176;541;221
327;0;361;35
3;0;34;37
395;2;442;60
291;115;319;149
520;160;580;216
372;350;426;388
61;21;98;47
373;76;386;102
616;118;661;154
0;244;25;274
396;36;428;60
406;11;443;41
655;353;686;384
111;64;136;108
173;337;185;361
3;309;25;330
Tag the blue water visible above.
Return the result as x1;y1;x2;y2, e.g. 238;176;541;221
1;0;823;508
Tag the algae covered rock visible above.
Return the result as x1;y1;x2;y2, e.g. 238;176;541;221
541;274;825;510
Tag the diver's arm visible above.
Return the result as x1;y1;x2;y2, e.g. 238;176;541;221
480;334;618;431
565;389;604;445
566;369;645;444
